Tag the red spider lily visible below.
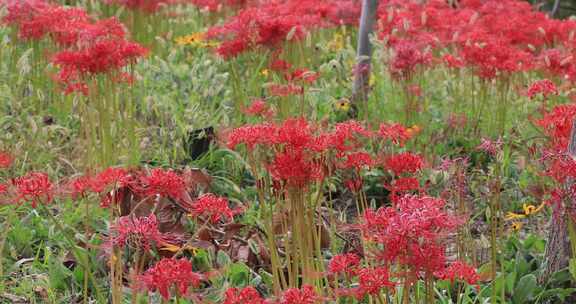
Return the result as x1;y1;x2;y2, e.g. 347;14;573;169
341;152;374;170
389;41;432;80
12;172;53;208
136;168;187;202
268;149;323;188
66;175;94;199
109;214;169;250
243;99;274;118
226;123;277;150
51;17;147;94
328;253;361;275
361;195;462;275
88;167;131;193
0;152;13;169
383;152;425;176
329;120;372;153
378;122;412;146
0;183;8;195
536;103;576;151
269;83;304;97
270;58;292;72
385;177;421;203
279;285;321;304
476;137;503;156
205;0;360;58
434;260;479;285
139;258;202;300
223;286;265;304
354;266;395;299
286;69;320;84
189;193;241;223
527;79;558;100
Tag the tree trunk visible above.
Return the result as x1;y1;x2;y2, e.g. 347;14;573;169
352;0;379;105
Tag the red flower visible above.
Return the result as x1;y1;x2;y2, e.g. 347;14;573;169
280;285;320;304
378;123;412;146
139;258;202;300
355;266;395;298
383;152;425;176
389;41;431;80
189;193;240;223
435;261;479;285
527;79;558;100
269;83;304;97
328;253;361;275
110;214;168;250
89;167;130;193
137;169;187;202
361;195;462;275
385;177;421;202
476;137;503;156
0;183;8;195
227;123;277;150
244;99;274;118
223;286;265;304
12;172;53;207
342;152;374;170
287;69;320;84
0;152;13;169
268;149;323;188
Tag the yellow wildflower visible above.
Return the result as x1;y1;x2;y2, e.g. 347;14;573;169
335;98;351;112
522;202;545;216
511;221;523;231
328;33;344;52
505;212;526;221
175;32;218;48
261;69;270;78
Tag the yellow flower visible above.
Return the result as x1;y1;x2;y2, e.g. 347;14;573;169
335;98;351;112
511;221;523;231
505;212;526;221
175;32;218;48
369;73;376;87
160;243;198;255
522;202;545;216
261;69;270;78
406;124;422;137
328;33;344;51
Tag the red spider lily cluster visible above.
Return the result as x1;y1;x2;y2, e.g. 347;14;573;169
2;0;147;94
139;258;203;300
227;118;425;194
377;0;576;81
205;0;361;58
1;167;240;223
355;194;476;297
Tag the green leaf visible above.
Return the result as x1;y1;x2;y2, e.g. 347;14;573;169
227;263;250;287
512;274;537;304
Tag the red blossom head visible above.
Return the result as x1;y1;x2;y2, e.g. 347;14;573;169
355;266;395;299
139;258;202;300
527;79;558;100
137;169;187;202
328;253;361;275
110;214;168;250
378;122;413;146
280;285;320;304
434;260;479;285
12;172;53;208
0;152;13;169
383;152;425;176
223;286;265;304
189;193;241;223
